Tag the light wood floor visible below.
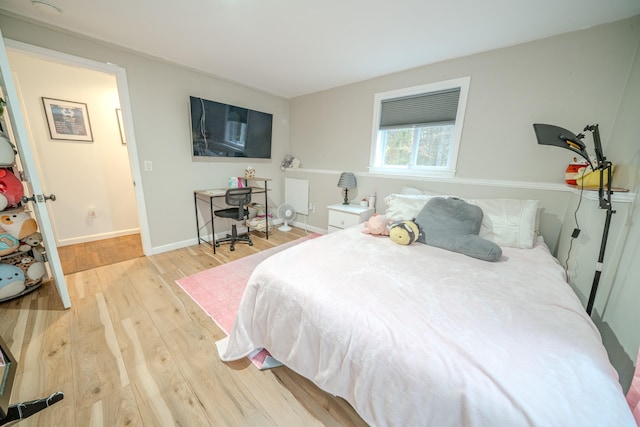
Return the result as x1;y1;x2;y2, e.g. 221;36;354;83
0;227;368;427
57;234;144;274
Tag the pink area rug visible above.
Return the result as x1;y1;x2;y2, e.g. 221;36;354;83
176;233;320;368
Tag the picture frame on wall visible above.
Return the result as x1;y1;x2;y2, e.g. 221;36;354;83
115;108;126;144
42;97;93;142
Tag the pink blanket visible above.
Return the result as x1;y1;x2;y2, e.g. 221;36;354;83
220;226;635;426
628;347;640;424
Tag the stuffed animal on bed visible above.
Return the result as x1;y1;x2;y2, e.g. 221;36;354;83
361;213;390;235
414;197;502;262
389;220;420;245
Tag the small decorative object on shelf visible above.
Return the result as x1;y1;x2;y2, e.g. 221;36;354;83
280;155;301;170
281;154;294;171
245;166;256;179
565;157;589;185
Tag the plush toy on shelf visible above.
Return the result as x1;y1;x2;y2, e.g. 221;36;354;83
0;232;20;256
361;213;390;236
0;263;25;300
0;131;16;167
19;231;44;252
8;254;46;286
0;211;37;240
0;168;24;211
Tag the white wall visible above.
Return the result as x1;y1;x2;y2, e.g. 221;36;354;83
286;15;640;389
0;12;290;253
289;17;639;185
6;50;138;245
592;31;640;390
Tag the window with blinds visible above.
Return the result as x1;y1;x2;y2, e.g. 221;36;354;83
369;77;470;178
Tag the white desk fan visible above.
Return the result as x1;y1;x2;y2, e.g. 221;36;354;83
277;203;296;231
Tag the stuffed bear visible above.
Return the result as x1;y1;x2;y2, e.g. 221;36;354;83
361;213;390;236
389;220;420;245
19;231;44;252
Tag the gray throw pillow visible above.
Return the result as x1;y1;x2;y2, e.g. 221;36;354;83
415;197;502;262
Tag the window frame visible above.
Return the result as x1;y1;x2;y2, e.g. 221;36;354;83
369;76;471;179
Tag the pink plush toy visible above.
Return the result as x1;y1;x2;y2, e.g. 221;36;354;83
361;213;390;236
0;169;24;211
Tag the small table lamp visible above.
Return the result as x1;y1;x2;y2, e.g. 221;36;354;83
337;172;357;205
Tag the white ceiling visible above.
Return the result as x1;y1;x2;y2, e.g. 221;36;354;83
1;0;639;99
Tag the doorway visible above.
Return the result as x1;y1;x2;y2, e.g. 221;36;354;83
4;39;151;262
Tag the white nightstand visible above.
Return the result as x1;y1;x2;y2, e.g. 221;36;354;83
327;204;375;233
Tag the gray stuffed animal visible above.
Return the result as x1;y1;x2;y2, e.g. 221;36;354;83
415;197;502;262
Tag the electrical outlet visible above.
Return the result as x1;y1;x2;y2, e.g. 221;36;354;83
309;202;315;213
88;207;97;218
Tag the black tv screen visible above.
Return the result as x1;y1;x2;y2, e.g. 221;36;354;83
190;96;273;159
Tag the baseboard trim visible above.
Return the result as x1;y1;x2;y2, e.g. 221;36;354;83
57;228;141;247
150;222;326;255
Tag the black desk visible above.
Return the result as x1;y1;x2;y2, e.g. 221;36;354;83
194;177;271;253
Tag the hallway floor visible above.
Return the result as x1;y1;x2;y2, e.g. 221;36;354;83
57;234;143;274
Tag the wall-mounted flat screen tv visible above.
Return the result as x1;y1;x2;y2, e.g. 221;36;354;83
190;96;273;159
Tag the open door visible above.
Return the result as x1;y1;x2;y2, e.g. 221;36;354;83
0;29;70;309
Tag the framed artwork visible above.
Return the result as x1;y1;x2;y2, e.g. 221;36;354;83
116;108;126;144
42;97;93;142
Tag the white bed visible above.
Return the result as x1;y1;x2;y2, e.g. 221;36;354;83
219;224;633;426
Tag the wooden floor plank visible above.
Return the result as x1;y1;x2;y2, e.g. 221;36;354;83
58;234;144;274
75;384;143;427
0;228;367;426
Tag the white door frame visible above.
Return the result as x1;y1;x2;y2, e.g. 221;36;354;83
4;39;152;256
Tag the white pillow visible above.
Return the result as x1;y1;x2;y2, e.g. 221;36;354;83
385;194;539;248
384;194;434;221
400;186;425;195
464;199;539;249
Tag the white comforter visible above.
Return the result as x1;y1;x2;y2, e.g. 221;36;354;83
220;226;633;426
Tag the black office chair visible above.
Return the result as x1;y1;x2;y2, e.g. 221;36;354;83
214;187;254;251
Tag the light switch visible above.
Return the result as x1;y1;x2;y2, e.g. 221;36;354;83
144;160;153;172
